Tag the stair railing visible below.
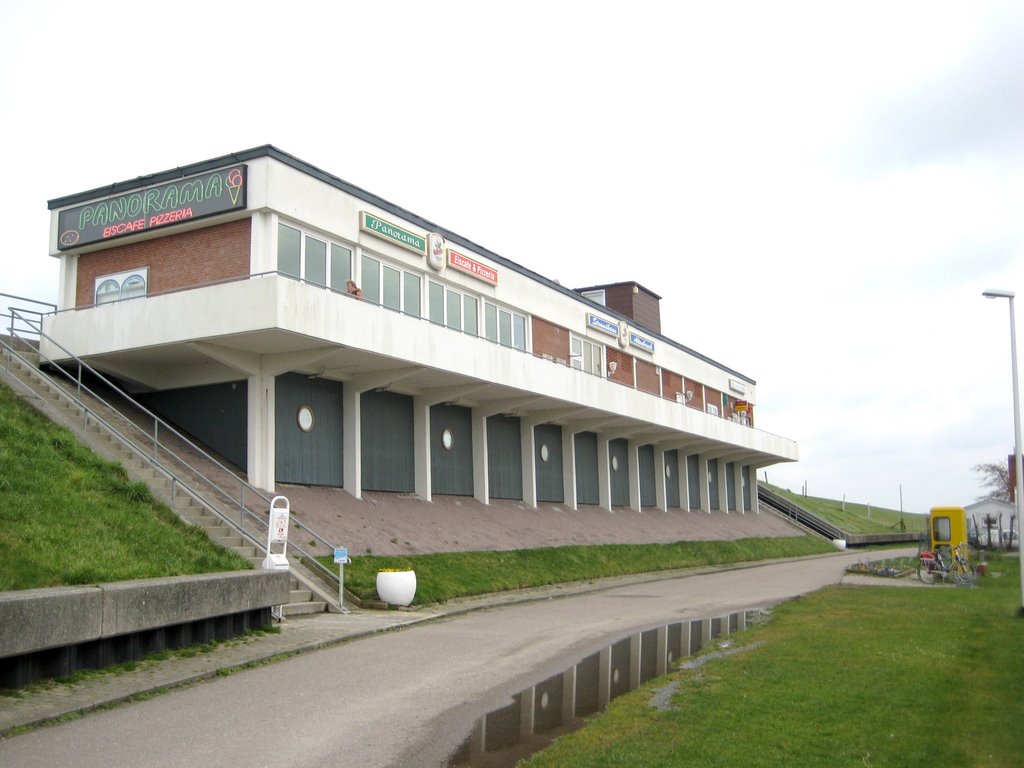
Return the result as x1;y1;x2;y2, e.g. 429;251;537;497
2;301;340;589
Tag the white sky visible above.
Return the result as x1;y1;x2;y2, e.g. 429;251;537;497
1;0;1022;514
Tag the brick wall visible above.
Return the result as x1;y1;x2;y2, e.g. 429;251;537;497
684;377;704;410
532;316;570;364
75;219;251;307
635;360;660;395
662;369;683;401
606;348;634;386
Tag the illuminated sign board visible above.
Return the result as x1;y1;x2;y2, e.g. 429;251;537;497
629;332;655;353
359;211;427;256
586;313;619;337
57;165;247;250
448;249;498;284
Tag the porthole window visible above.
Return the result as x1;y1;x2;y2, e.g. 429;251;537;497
540;444;550;462
666;463;672;478
297;406;314;432
611;456;619;472
441;428;454;450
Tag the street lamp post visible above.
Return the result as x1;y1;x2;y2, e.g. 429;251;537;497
982;289;1024;615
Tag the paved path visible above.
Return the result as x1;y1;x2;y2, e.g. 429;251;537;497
0;549;916;767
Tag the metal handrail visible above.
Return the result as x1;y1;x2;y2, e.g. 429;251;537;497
3;306;339;586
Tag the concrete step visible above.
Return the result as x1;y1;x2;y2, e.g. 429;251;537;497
289;588;313;603
281;600;327;617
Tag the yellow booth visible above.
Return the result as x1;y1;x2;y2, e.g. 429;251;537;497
929;506;968;552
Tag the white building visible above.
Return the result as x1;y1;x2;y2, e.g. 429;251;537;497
43;146;798;514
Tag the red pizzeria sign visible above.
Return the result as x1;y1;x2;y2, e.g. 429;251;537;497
448;249;498;285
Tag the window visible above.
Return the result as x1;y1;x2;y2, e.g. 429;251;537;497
570;334;603;375
362;254;381;304
382;265;401;311
582;289;606;305
483;301;527;351
706;403;719;417
404;272;421;317
361;254;421;315
429;281;480;334
277;223;352;292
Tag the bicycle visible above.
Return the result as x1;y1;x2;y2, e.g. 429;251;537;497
917;542;977;587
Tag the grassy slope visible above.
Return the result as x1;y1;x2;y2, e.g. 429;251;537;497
0;381;250;591
765;483;927;534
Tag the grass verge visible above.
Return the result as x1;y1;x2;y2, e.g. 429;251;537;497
520;553;1024;768
323;536;837;605
0;382;251;591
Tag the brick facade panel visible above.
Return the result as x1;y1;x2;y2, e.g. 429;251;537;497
532;317;570;364
635;359;660;395
75;219;251;307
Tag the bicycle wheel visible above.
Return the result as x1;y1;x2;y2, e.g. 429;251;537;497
917;563;940;585
952;562;977;587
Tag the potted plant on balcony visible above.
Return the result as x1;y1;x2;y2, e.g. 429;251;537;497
376;568;417;607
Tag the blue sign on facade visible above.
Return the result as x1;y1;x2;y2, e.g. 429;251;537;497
587;313;618;336
629;332;655;353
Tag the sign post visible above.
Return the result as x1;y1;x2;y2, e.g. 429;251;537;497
262;496;291;571
334;547;351;613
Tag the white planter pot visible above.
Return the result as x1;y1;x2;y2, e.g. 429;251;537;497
376;570;417;606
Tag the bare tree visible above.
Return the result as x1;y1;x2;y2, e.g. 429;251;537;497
973;461;1011;502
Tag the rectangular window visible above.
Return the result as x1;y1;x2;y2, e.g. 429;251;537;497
404;272;421;318
429;281;445;325
305;236;327;286
571;335;602;375
278;224;301;278
513;314;526;351
463;295;478;336
361;254;381;305
330;244;352;290
485;303;498;341
498;310;512;347
382;265;401;311
706;403;719;417
446;290;462;331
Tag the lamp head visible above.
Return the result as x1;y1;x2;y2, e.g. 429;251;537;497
983;289;1015;299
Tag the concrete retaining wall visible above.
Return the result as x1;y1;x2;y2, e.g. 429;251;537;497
1;570;289;659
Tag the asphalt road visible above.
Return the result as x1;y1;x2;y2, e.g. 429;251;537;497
0;550;899;768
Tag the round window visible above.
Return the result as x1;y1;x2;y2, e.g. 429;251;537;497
540;444;550;462
441;428;454;450
297;406;314;432
666;463;672;478
611;456;619;472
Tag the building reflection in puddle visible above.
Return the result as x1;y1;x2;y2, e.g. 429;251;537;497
447;609;763;767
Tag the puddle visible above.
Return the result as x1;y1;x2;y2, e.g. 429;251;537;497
447;608;767;767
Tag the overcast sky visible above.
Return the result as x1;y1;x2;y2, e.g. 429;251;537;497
2;1;1022;514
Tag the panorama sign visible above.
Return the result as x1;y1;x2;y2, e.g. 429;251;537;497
57;166;247;250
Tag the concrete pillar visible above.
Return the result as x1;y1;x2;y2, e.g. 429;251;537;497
562;426;578;511
731;462;745;514
246;374;276;493
656;625;669;676
562;666;577;722
697;454;710;513
718;460;730;514
679;453;691;511
598;646;612;709
629;633;642;690
519;686;535;740
413;397;431;502
597;434;611;512
343;386;362;500
654;446;668;512
627;440;641;512
471;409;489;505
521;421;538;508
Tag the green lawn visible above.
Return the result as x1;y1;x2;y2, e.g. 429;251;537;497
765;483;927;534
322;536;837;605
521;553;1024;768
0;382;250;591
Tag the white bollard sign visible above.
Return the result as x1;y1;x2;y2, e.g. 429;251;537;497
262;496;291;570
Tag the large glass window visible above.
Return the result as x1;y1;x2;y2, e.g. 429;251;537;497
404;272;421;318
446;290;462;331
305;236;327;287
429;281;480;334
278;224;301;278
463;296;478;336
382;265;401;311
571;334;603;375
277;223;352;292
429;281;445;324
484;301;527;351
362;254;381;304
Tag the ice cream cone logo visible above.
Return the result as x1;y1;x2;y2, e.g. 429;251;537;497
226;168;244;205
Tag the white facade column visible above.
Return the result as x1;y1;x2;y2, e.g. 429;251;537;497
343;385;362;500
678;452;691;510
597;434;612;512
627;440;641;512
562;426;578;511
246;374;276;493
520;420;539;508
472;409;489;505
717;459;729;513
697;454;710;513
732;462;745;514
654;446;668;512
57;254;78;311
413;397;431;502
